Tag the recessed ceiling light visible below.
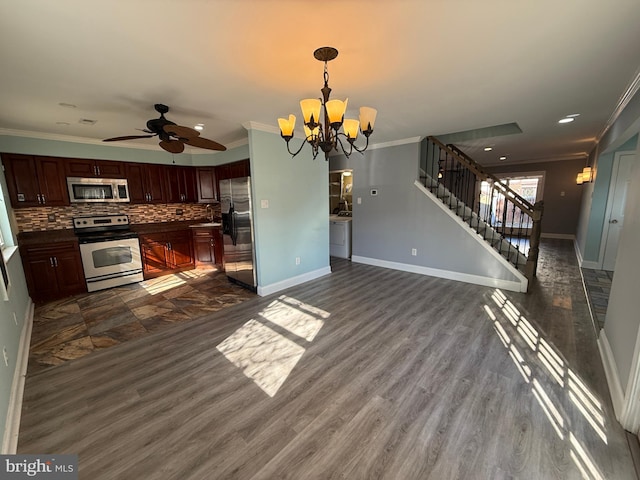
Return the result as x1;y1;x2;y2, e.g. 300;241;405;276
194;124;204;131
78;118;97;125
58;102;77;108
499;156;507;161
566;113;580;118
484;147;493;152
56;121;70;126
558;117;575;124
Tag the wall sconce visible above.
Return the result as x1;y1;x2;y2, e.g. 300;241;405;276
577;166;593;185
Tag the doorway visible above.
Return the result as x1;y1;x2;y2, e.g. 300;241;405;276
602;152;635;271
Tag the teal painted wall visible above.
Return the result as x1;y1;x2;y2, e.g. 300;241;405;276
0;134;249;167
247;129;329;289
0;135;193;165
0;165;31;451
580;135;638;262
0;250;30;452
191;143;250;167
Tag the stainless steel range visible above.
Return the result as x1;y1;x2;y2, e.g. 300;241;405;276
73;214;144;292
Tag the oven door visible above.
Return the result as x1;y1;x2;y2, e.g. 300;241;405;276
79;237;143;291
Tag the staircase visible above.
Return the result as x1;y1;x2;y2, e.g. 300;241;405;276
420;136;543;287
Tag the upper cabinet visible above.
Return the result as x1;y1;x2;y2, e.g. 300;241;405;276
1;152;251;207
1;154;69;208
196;159;250;203
196;167;217;203
166;166;197;203
64;158;126;178
125;163;167;204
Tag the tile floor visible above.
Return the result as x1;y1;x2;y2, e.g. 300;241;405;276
581;267;614;330
28;267;255;374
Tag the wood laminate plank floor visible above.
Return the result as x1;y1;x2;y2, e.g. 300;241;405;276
18;239;637;479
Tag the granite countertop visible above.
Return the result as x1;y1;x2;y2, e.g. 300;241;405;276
18;219;221;246
17;229;78;246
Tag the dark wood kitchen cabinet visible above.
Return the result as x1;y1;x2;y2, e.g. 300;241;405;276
20;242;86;302
196;167;217;203
165;166;197;203
1;154;69;208
64;158;126;178
140;229;194;278
126;162;167;204
192;226;223;267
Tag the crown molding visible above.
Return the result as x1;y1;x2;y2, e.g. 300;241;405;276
597;67;640;142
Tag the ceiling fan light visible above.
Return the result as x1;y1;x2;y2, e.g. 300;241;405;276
326;98;348;126
343;119;359;140
278;114;296;137
300;99;321;126
359;107;377;133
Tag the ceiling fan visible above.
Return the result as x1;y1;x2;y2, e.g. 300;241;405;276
103;104;226;153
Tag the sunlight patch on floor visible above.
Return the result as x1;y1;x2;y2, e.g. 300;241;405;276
217;296;329;397
217;319;305;397
141;274;186;295
485;288;609;479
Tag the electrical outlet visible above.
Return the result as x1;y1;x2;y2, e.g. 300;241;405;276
411;248;417;256
295;257;301;265
3;347;8;367
175;208;183;215
47;213;56;222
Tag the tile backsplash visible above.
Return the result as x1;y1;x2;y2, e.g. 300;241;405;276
14;203;222;232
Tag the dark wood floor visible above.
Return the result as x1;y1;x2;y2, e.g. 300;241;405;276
18;239;637;479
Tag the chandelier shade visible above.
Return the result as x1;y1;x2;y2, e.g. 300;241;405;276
278;47;377;161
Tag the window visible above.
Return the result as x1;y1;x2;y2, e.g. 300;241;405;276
479;172;544;229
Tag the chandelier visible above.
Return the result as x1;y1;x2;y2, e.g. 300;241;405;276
278;47;377;161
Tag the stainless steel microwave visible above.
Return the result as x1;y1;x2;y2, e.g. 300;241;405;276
67;177;130;203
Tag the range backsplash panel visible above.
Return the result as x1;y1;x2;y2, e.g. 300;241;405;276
14;203;222;232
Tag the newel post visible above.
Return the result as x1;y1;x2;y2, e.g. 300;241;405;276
525;200;544;283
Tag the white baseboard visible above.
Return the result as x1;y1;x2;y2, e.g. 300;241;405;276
351;256;528;293
257;266;331;297
2;299;34;454
541;233;575;240
598;328;625;421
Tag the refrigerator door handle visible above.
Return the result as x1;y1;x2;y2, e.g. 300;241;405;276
231;207;238;246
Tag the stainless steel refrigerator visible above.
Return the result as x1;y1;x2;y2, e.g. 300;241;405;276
220;176;257;291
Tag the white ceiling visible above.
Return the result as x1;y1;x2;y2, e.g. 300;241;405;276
1;0;639;166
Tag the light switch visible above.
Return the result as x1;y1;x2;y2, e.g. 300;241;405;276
357;197;362;204
261;199;269;208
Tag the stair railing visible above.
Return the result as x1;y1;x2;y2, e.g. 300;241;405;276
422;136;543;282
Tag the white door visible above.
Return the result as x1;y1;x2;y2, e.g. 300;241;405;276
602;152;636;271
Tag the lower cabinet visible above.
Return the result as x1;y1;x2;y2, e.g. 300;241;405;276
192;227;223;267
140;229;195;279
20;242;86;302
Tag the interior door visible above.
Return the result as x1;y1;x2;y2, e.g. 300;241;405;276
603;152;635;270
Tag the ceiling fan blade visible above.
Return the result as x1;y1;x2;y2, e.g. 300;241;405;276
103;135;155;142
163;124;200;139
159;139;185;154
183;136;227;151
